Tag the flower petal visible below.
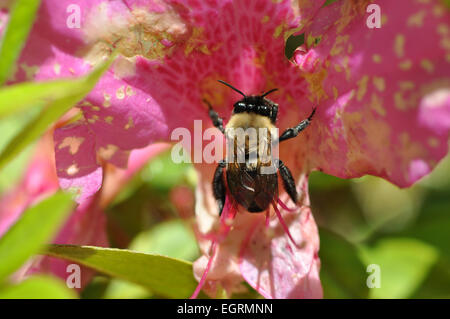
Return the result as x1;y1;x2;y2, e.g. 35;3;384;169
4;136;167;288
239;181;322;299
297;0;450;187
0;136;58;236
54;121;102;202
0;134;107;289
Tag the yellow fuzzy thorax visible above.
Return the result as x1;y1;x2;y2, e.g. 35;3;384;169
225;113;276;170
226;112;275;130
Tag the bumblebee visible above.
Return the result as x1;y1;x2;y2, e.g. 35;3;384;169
207;80;316;215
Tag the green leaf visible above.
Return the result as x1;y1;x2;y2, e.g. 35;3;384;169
103;220;199;299
0;275;77;299
142;150;195;193
0;114;36;193
0;80;82;119
309;171;349;191
0;58;114;170
284;33;304;60
319;228;369;298
359;238;439;299
323;0;340;7
409;256;450;299
44;244;201;299
130;219;199;262
0;0;41;86
102;279;151;299
0;192;74;281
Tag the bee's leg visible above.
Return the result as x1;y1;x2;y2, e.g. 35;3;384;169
278;107;316;143
204;99;225;134
213;160;227;216
275;159;297;204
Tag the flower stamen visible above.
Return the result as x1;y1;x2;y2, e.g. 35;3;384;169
277;197;297;212
271;199;300;248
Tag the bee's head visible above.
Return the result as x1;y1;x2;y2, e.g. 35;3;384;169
218;80;278;120
232;96;271;116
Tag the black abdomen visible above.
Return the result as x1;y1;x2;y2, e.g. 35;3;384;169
226;165;278;213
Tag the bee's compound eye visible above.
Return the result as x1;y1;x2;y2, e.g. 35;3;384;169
234;102;244;112
262;105;268;115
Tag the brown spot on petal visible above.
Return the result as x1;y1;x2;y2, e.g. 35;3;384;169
124;117;134;130
103;93;111;107
356;75;369;101
394;34;405;58
126;86;136;97
333;86;339;101
302;67;328;102
87;114;100;124
59;137;85;155
330;35;349;57
184;27;212;56
343;110;393;177
81;3;188;64
420;59;434;73
79;100;92;107
335;0;370;33
104;116;113;124
370;93;386;116
432;4;445;17
381;14;388;27
398;81;415;90
407;10;426;28
98;144;119;161
116;86;125;99
398;59;412;70
273;23;285;39
373;76;386;92
372;54;382;64
428;137;439;148
394;91;408;110
20;63;39;80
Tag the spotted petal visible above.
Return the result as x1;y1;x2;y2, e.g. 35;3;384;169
239;184;322;299
295;0;450;187
54;122;103;203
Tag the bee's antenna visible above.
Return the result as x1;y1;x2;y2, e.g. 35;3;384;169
218;80;246;98
261;88;278;98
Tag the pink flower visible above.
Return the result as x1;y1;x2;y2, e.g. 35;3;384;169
0;132;168;288
0;133;105;288
0;135;59;238
5;0;450;298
